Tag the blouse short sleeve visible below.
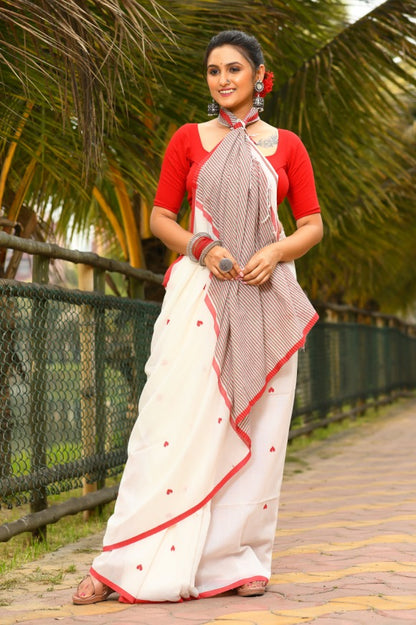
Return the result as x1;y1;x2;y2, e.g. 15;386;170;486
283;131;320;220
153;125;193;214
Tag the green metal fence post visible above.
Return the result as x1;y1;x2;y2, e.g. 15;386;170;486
0;296;15;484
78;265;96;520
93;269;106;496
129;276;145;300
30;255;49;541
127;277;145;443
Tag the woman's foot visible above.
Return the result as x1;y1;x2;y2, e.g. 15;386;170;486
72;574;113;605
237;579;267;597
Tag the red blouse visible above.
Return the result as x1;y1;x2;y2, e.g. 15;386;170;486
154;123;320;221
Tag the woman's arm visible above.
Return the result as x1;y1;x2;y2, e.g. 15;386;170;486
150;206;191;255
150;205;243;279
242;213;323;285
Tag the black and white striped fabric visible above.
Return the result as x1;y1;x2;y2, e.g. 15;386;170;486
196;107;318;437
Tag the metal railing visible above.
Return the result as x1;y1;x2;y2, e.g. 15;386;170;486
293;315;416;437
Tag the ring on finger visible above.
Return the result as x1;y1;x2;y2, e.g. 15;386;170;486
219;258;233;272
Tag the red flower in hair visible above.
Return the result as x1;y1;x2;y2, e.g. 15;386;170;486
259;71;274;98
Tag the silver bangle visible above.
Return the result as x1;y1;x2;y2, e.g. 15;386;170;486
199;240;223;266
186;232;212;262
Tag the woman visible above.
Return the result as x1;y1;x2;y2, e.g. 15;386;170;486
73;29;323;605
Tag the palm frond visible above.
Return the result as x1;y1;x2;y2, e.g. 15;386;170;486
0;0;175;171
1;0;416;312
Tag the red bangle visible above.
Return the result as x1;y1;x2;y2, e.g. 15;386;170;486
192;236;214;261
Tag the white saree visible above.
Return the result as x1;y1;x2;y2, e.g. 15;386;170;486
90;109;318;602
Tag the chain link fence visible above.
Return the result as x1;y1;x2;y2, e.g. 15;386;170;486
293;321;416;433
0;280;160;511
1;279;416;517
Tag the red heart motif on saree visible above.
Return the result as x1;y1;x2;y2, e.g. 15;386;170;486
166;489;173;494
137;564;143;570
197;320;203;326
164;441;169;447
268;387;275;393
269;446;276;452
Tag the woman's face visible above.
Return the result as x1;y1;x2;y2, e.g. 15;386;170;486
206;44;264;118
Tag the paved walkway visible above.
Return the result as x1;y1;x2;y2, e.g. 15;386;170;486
1;398;416;625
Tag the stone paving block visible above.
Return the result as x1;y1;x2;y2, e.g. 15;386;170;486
311;613;401;624
376;610;416;621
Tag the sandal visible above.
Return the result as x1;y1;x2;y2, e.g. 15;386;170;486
72;574;113;605
237;579;267;597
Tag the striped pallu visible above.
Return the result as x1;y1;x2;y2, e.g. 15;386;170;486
195;108;318;437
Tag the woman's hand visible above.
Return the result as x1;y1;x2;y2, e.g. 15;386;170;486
204;246;242;281
243;214;324;285
242;243;281;285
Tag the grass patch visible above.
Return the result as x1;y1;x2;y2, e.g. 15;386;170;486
0;485;116;577
0;577;19;590
31;566;64;585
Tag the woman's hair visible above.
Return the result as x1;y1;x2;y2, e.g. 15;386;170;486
203;30;264;70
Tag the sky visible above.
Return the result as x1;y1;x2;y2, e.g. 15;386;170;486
346;0;384;21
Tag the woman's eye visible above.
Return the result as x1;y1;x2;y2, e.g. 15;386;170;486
208;69;219;76
230;66;240;73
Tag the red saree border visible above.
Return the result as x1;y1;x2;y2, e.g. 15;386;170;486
207;288;318;441
102;448;251;552
90;565;268;604
198;575;268;598
162;255;183;288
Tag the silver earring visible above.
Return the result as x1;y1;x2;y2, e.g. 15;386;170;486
254;80;264;93
253;80;264;111
207;99;220;116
